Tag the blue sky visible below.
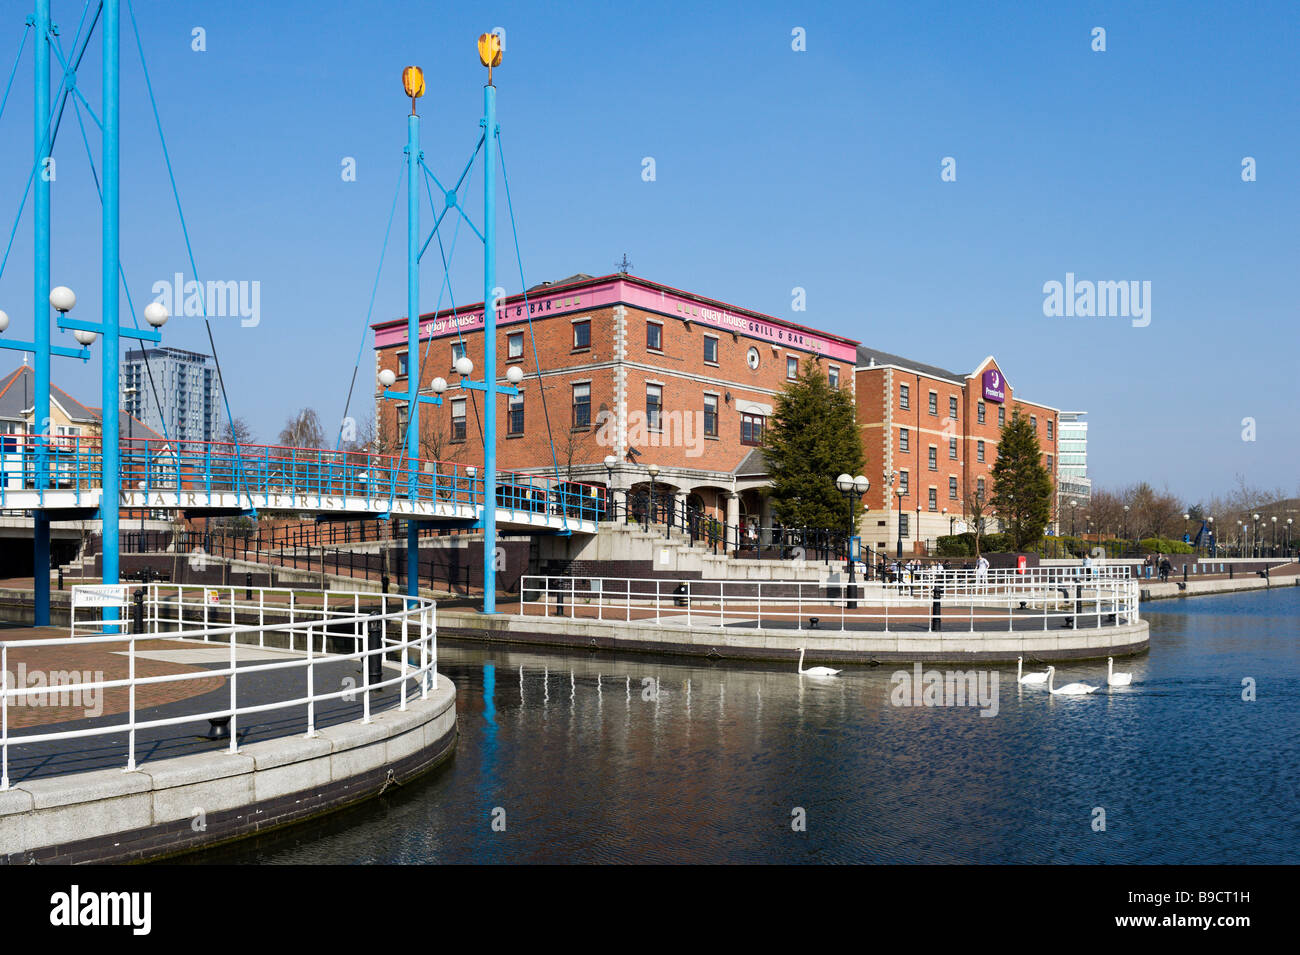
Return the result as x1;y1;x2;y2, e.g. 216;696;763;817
0;0;1295;503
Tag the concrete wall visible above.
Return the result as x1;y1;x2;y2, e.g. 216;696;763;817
0;675;457;864
438;609;1149;665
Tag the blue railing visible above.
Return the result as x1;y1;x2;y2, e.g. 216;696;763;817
0;435;604;524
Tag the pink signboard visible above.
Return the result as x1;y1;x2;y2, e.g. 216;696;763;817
373;278;858;362
982;369;1005;403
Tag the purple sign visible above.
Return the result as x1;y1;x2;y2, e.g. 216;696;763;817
982;369;1005;403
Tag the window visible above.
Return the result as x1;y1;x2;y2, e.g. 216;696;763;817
928;487;937;511
451;341;467;366
977;401;986;424
1030;415;1038;433
977;440;985;463
1047;419;1054;440
949;437;957;459
573;320;590;350
451;398;466;442
741;413;764;446
646;322;662;352
900;384;910;410
976;476;986;499
646;384;662;431
928;446;937;470
507;332;523;360
828;366;839;389
997;406;1005;427
703;394;719;438
899;427;909;452
949;476;958;500
508;394;524;435
704;336;719;365
928;391;938;415
899;471;909;495
396;405;408;439
899;513;910;538
949;396;958;419
572;383;591;429
1047;454;1053;470
787;356;798;380
396;352;409;378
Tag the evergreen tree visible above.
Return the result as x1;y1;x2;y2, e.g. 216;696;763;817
764;360;865;529
989;411;1054;550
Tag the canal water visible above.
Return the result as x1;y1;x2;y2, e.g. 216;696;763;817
197;587;1299;864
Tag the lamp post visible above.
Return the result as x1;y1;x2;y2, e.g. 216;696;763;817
895;486;905;559
1271;515;1278;556
1286;517;1293;558
1236;519;1243;557
1070;500;1078;537
835;473;869;608
1122;503;1130;556
1252;513;1261;558
1207;515;1215;557
916;503;922;553
647;463;660;534
603;454;616;521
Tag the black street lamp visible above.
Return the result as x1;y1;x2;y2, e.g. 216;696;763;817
603;454;616;521
1070;500;1078;537
1252;512;1261;558
647;463;663;536
895;485;905;560
836;473;870;608
1207;516;1215;557
1271;515;1278;557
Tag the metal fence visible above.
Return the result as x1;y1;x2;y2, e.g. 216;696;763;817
0;584;437;789
518;568;1139;633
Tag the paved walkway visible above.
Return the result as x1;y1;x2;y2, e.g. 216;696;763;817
1;624;423;785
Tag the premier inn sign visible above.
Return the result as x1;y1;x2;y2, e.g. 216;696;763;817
982;369;1005;403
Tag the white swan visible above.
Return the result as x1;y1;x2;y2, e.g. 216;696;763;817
1017;655;1048;685
1107;657;1133;687
1046;665;1098;696
797;647;841;677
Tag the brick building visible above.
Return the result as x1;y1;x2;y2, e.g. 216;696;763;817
372;273;1062;554
854;349;1060;555
372;272;859;532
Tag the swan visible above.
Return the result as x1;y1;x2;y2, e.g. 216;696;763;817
1017;656;1048;685
797;647;841;677
1046;665;1098;696
1107;657;1133;687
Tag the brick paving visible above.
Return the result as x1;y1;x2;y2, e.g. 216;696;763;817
0;622;424;785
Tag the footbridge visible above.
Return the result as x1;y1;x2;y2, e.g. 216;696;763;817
0;436;601;534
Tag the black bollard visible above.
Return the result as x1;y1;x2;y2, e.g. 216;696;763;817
57;566;64;591
245;572;253;601
381;573;390;594
132;587;145;634
554;581;566;617
929;585;943;632
366;619;383;685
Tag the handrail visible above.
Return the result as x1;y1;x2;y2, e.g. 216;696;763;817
0;583;438;789
517;572;1140;634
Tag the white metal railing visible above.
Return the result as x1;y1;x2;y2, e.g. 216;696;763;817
0;584;437;790
518;572;1139;634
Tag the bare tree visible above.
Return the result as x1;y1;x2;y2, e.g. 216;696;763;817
278;408;325;449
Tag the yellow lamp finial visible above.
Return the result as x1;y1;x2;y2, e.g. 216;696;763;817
402;66;425;113
478;32;502;84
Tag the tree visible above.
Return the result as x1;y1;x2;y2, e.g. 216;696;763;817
962;477;992;558
278;408;325;449
219;416;256;446
764;360;864;529
989;411;1053;550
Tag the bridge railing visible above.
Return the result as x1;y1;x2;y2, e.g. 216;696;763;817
517;572;1140;633
0;584;438;788
0;434;604;522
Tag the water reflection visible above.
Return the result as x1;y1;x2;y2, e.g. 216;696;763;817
189;588;1299;864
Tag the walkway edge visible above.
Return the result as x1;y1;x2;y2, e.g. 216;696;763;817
0;675;457;864
439;611;1149;664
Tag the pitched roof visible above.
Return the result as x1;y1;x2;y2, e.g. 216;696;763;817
734;448;769;477
854;346;965;384
0;364;165;441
